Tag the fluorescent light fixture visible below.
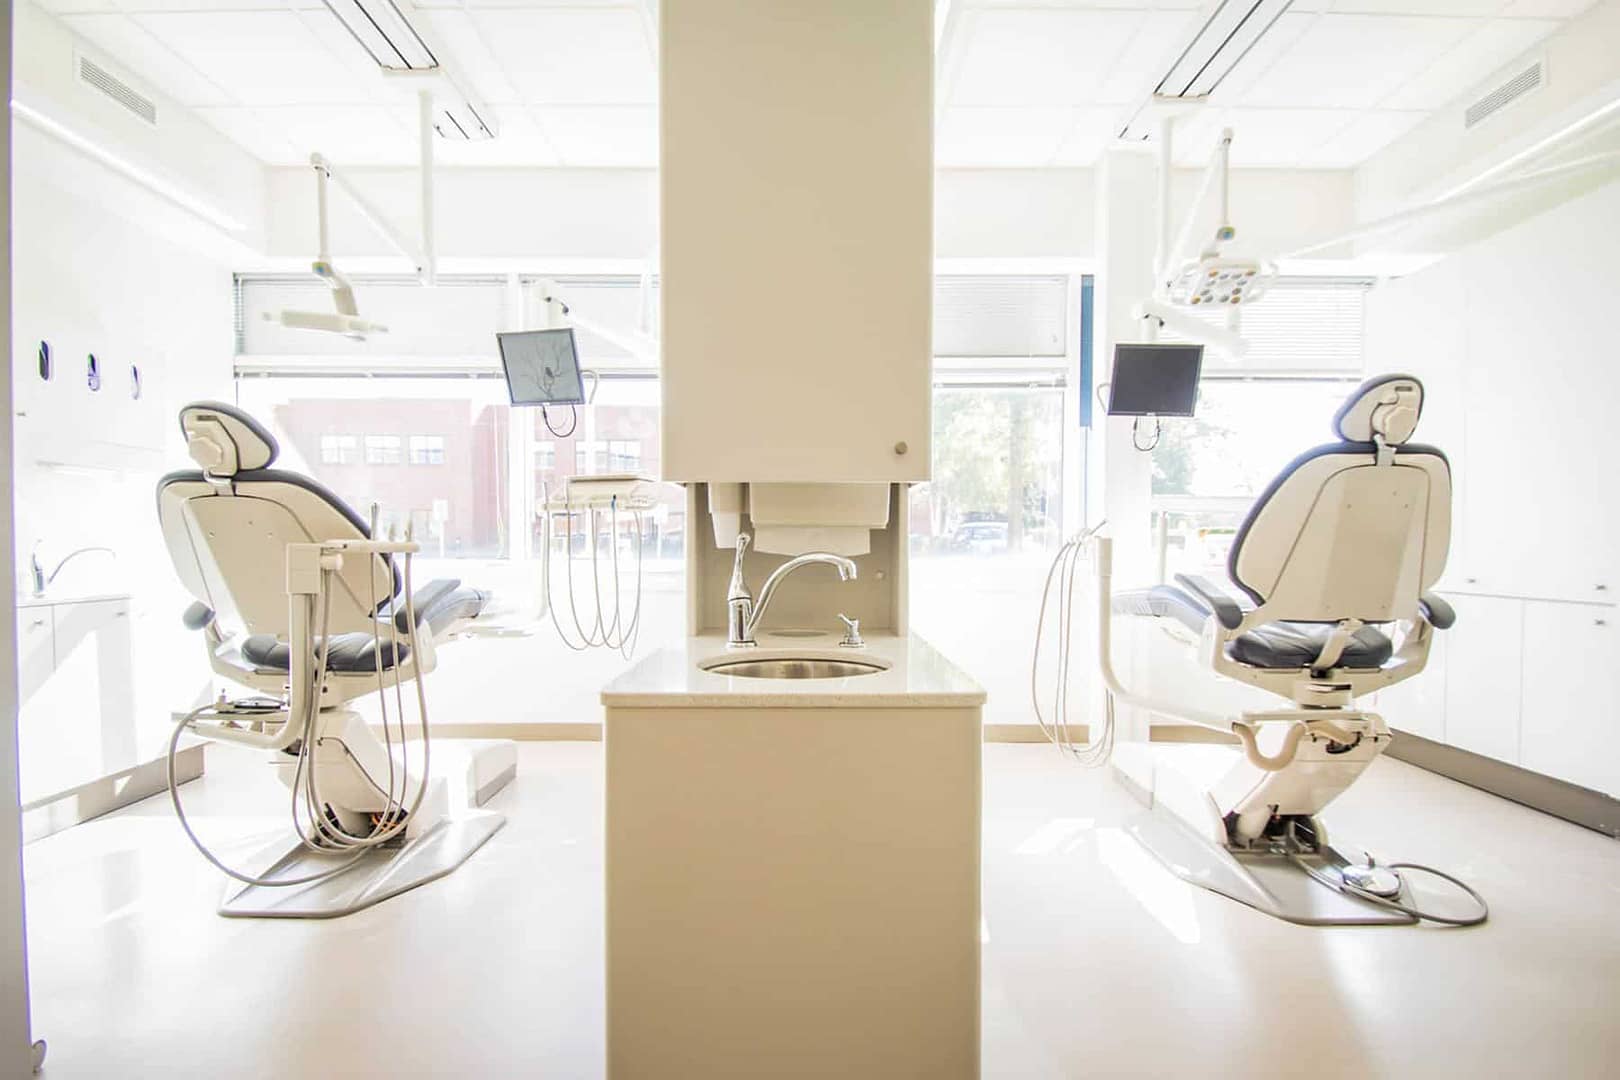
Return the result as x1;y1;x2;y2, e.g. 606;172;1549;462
1156;0;1294;100
9;99;246;233
323;0;497;140
320;0;438;71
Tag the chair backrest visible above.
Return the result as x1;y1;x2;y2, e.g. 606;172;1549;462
1228;374;1451;624
156;401;397;639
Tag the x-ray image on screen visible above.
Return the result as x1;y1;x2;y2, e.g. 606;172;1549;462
498;328;586;406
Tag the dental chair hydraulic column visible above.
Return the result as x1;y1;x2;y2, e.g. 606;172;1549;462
1096;375;1486;926
157;401;512;917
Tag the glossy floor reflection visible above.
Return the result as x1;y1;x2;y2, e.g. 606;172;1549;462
24;742;1620;1078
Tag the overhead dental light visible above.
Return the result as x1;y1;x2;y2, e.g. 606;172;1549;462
319;0;497;141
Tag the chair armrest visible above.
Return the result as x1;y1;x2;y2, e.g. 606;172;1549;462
182;602;215;631
1173;574;1245;631
1419;591;1456;630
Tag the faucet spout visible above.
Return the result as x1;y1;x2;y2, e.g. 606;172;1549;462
725;535;858;647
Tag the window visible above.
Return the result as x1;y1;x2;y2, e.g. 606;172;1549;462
319;434;358;465
575;441;606;473
365;435;402;465
235;380;511;560
609;440;642;472
409;435;446;465
536;443;556;474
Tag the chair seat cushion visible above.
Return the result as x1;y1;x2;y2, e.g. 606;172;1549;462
242;633;409;674
1114;585;1393;670
1227;621;1393;670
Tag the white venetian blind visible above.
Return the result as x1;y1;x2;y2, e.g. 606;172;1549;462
934;275;1067;358
1163;277;1371;374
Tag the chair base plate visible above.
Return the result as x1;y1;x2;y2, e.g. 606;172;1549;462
218;810;505;919
1129;806;1416;926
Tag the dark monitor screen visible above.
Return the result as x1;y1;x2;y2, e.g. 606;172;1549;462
497;328;586;406
1107;343;1203;417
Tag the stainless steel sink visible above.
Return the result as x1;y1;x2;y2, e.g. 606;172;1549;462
702;656;887;680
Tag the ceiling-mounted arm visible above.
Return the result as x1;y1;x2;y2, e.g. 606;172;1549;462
1165;127;1235;290
311;143;433;284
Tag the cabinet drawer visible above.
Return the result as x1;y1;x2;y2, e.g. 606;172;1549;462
15;608;55;701
1441;595;1523;765
1519;601;1619;796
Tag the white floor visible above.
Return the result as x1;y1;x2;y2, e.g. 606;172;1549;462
22;741;1620;1079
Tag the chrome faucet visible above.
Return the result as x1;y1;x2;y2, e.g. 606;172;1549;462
726;533;857;647
30;545;115;598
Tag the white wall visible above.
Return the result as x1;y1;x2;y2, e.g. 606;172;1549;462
255;164;1356;267
4;7;39;1073
13;0;267;259
9;121;236;796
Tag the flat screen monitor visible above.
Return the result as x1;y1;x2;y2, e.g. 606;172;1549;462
1107;343;1203;417
497;328;586;406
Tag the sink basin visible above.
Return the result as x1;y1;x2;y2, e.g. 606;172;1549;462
702;656;888;680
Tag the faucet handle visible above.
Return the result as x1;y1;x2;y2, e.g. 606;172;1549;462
837;613;864;648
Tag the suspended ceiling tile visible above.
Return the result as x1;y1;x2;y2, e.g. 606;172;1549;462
949;8;1149;106
246;104;420;166
1233;14;1484;110
1381;17;1559;110
1326;1;1510;14
1302;109;1428;168
435;106;563;167
1202;11;1320;104
1051;107;1127;167
937;106;1072;168
1169;107;1362;168
61;13;235;109
1093;9;1203;104
130;10;386;106
1498;0;1599;14
193;106;305;166
470;8;656;105
417;10;521;105
537;105;658;167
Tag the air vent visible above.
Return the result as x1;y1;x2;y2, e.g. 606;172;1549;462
1465;60;1543;130
77;54;157;126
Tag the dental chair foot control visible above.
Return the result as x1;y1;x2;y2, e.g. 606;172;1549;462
1341;863;1402;898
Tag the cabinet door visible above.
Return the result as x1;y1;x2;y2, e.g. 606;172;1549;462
660;0;933;483
1441;595;1523;764
15;607;55;702
1519;601;1620;796
1375;626;1448;743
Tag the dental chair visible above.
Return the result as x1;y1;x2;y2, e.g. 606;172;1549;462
1098;375;1482;925
157;401;513;917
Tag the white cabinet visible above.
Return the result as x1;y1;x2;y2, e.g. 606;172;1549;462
1519;600;1619;796
1374;627;1448;743
659;0;933;484
14;607;54;702
1440;594;1524;765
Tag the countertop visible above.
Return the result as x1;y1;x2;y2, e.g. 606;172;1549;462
601;631;986;709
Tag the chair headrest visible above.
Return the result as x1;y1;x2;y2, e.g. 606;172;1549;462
178;401;279;476
1332;374;1423;445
